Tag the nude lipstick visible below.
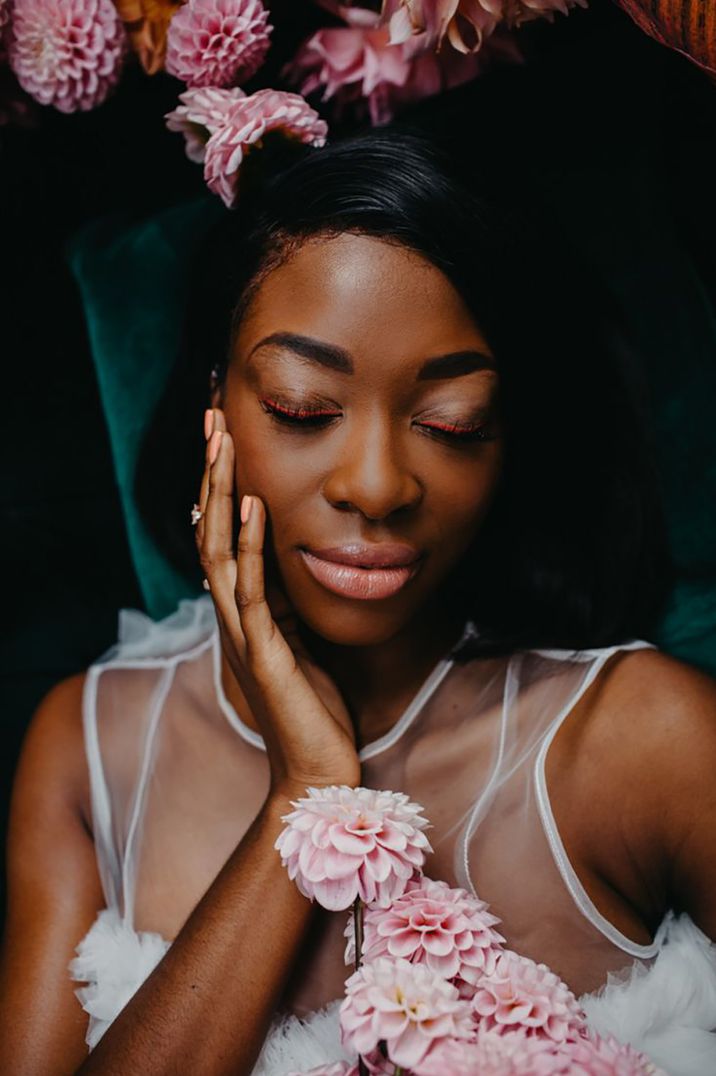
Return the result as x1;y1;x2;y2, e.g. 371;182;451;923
298;543;422;600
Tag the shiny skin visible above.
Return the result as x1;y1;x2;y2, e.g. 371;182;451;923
220;233;502;657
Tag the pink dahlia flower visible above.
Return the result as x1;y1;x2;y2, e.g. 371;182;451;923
165;0;272;88
418;1025;579;1075
285;4;511;126
8;0;125;113
567;1031;666;1075
472;951;585;1043
340;956;473;1070
165;85;247;163
202;87;327;208
346;876;504;989
275;786;430;911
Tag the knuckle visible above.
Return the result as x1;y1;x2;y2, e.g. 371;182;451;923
234;586;257;613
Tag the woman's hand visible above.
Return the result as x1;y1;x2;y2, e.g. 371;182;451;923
195;409;361;798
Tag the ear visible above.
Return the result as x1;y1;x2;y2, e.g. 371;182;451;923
209;363;225;409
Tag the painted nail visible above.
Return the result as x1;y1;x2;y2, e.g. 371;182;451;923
240;495;253;524
204;408;214;441
208;430;222;465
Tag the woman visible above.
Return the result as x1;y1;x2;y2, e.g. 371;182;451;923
2;129;716;1075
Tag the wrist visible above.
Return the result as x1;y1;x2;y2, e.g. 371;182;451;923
267;771;361;810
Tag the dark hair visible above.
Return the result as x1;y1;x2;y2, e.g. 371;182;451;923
135;124;672;656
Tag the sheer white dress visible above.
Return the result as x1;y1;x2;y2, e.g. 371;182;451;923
68;596;716;1075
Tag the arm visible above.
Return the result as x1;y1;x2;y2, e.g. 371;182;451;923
0;675;105;1076
2;413;361;1076
79;787;319;1075
0;678;319;1076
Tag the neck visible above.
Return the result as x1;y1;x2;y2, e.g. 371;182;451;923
219;596;469;750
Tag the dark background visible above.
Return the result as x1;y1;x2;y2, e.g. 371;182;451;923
2;2;715;918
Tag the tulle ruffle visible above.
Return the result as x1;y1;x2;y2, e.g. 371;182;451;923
582;912;716;1076
70;907;716;1073
100;594;216;663
69;907;171;1050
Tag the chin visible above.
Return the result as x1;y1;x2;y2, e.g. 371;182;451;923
289;593;422;648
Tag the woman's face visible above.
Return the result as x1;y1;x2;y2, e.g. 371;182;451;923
222;232;502;646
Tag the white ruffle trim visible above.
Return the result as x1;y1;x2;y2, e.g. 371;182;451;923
69;908;171;1050
581;912;716;1076
70;908;716;1074
102;594;215;663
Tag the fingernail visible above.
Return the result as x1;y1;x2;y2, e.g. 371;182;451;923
204;408;214;441
208;430;222;465
240;494;253;524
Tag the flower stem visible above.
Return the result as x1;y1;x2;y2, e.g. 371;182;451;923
354;897;368;1076
353;896;364;971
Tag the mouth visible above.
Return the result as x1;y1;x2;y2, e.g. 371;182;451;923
298;543;423;601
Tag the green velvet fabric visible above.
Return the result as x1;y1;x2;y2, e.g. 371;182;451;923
67;176;716;675
67;196;223;620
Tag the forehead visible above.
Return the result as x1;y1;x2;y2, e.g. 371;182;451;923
235;233;491;365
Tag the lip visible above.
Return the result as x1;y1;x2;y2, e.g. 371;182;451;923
299;544;423;600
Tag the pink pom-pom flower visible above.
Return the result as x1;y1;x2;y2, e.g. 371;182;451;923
165;85;247;163
345;876;504;990
275;786;430;912
567;1031;666;1075
165;0;272;88
340;956;473;1071
471;950;585;1043
202;87;327;208
8;0;125;113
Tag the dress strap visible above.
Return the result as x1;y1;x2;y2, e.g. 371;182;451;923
82;667;123;911
533;640;661;957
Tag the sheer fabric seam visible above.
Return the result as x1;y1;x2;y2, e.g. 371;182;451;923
82;667;122;910
458;654;518;895
121;664;176;927
534;645;660;958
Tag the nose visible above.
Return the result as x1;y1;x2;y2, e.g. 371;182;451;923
322;415;423;521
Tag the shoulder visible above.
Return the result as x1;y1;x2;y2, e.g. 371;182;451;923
16;673;91;819
553;648;716;923
581;647;716;782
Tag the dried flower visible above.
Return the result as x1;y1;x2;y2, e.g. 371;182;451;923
471;951;584;1042
380;0;587;55
340;956;473;1070
113;0;182;75
8;0;126;112
275;786;430;912
346;876;504;990
165;0;272;87
165;85;247;162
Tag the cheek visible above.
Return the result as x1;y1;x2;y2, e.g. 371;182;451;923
432;444;503;545
231;422;320;520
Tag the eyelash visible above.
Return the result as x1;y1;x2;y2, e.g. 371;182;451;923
259;398;493;443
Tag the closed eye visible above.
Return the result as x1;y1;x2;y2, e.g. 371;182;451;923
417;419;493;442
260;398;341;427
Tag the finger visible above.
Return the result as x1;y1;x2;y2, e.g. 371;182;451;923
195;408;227;546
235;495;277;658
265;578;310;660
201;430;243;634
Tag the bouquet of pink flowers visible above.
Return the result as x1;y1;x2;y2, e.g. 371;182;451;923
275;785;665;1076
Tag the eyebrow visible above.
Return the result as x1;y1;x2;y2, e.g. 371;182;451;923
247;332;496;379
